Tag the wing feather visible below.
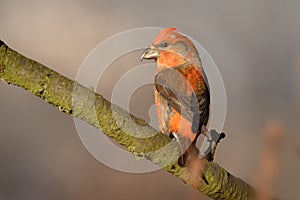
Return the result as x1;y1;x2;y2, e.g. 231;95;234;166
154;63;210;133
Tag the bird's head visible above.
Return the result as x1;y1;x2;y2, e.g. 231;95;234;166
141;28;200;67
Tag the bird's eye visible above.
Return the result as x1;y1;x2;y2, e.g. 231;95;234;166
161;42;169;48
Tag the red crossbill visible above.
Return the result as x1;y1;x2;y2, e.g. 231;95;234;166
141;28;210;166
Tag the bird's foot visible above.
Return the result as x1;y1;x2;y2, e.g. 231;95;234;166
197;129;225;161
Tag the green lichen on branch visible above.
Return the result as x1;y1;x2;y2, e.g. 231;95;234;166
0;40;257;200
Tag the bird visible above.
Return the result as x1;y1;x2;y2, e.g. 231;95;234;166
141;28;211;167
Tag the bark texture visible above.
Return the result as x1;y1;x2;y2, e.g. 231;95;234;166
0;40;257;200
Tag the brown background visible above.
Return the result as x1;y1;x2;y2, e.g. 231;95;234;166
0;0;300;199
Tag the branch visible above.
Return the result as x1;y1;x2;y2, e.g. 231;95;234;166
0;40;256;200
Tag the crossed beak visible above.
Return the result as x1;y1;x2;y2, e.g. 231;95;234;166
140;46;159;62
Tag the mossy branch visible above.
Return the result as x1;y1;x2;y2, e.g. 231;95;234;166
0;40;258;200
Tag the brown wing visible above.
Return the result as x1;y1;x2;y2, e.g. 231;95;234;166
154;64;210;133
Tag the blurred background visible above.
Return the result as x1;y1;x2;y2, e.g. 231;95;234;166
0;0;300;199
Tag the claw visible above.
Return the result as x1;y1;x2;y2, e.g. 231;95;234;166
169;132;179;141
197;129;226;161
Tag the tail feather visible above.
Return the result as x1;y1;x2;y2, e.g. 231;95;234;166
177;143;209;185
